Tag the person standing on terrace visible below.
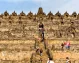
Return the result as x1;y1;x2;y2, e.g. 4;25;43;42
39;22;45;42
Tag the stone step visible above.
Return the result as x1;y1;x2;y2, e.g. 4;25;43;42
39;43;45;49
52;51;79;60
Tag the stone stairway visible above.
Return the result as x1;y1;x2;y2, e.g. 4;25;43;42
39;42;45;49
31;39;49;63
41;50;48;63
39;42;48;63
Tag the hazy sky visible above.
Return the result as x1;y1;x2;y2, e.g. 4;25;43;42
0;0;79;14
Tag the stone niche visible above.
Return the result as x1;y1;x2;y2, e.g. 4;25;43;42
4;11;9;16
47;11;53;20
11;11;19;19
3;11;9;19
20;11;26;16
27;11;34;19
19;11;26;19
54;11;61;19
71;12;77;19
11;11;17;16
64;11;69;18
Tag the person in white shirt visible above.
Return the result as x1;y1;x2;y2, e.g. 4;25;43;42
47;57;54;63
66;57;71;63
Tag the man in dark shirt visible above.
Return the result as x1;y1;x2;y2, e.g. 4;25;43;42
39;22;44;41
39;22;44;28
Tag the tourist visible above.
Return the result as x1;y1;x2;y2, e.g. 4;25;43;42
66;57;71;63
39;22;44;29
61;43;64;51
47;57;54;63
40;48;43;56
41;28;45;41
39;22;44;34
39;22;44;42
36;47;40;54
64;41;70;50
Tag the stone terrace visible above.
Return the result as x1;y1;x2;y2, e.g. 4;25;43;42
0;7;79;40
0;40;35;63
0;7;79;63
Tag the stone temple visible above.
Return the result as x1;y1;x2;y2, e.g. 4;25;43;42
0;7;79;63
0;7;79;40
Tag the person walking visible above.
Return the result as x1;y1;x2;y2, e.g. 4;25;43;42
66;57;71;63
61;43;64;51
40;48;43;56
64;41;70;50
39;22;44;42
47;57;54;63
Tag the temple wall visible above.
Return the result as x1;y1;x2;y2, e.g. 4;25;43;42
0;9;79;40
0;17;79;40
